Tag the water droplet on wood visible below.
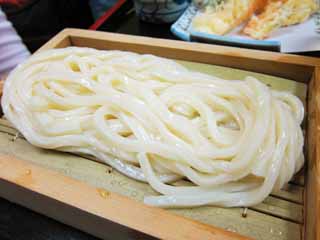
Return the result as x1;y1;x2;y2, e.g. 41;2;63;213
97;188;110;199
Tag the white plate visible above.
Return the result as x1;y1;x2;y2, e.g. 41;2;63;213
171;5;320;53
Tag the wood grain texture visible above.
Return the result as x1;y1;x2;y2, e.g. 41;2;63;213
0;154;250;240
1;28;319;240
0;178;155;240
0;124;302;240
59;28;320;83
305;67;320;240
36;31;71;53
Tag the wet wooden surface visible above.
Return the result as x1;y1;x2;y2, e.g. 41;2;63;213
0;54;308;240
0;119;304;240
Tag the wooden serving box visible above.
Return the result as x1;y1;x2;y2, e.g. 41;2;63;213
0;28;320;240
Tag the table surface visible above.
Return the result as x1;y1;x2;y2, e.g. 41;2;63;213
1;3;319;240
0;197;98;240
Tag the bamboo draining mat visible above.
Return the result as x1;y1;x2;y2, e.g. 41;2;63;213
0;119;304;240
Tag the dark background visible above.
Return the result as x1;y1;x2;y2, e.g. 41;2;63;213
0;198;98;240
2;0;94;52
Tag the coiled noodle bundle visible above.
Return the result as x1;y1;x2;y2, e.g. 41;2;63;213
1;47;304;207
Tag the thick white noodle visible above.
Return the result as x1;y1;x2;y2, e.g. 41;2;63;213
1;47;305;208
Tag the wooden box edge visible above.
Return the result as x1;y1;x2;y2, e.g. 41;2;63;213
2;28;320;240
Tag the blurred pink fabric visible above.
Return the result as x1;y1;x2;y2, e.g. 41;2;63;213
0;7;30;77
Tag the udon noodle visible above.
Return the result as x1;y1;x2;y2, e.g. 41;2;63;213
1;47;304;207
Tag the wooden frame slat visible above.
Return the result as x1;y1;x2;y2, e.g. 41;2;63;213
1;28;320;240
0;154;250;240
64;29;320;83
305;66;320;240
0;121;304;230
